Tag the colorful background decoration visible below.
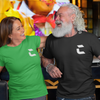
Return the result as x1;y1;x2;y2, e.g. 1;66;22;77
0;0;70;36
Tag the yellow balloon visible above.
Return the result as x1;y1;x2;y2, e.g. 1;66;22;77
5;7;22;20
22;17;34;36
5;8;35;36
0;0;11;22
0;0;35;36
10;0;16;8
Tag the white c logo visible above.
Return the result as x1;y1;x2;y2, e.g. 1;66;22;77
28;49;36;57
76;45;85;54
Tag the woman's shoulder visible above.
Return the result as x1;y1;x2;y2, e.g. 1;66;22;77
26;35;40;39
26;36;40;41
0;45;7;50
0;45;7;55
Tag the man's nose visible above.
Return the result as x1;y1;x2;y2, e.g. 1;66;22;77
55;15;59;21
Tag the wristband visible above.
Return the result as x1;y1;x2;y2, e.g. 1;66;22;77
46;63;54;72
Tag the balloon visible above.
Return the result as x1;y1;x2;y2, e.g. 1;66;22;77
25;0;56;16
0;0;11;22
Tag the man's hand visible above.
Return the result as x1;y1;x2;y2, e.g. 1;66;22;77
47;64;62;78
41;55;62;78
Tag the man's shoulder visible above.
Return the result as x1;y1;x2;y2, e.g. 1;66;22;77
82;31;92;35
47;34;55;40
81;31;96;37
48;34;54;38
80;31;99;42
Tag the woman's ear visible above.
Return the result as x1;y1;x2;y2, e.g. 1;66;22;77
8;34;12;39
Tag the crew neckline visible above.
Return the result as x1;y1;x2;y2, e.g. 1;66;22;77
6;40;25;48
54;31;82;39
63;31;81;38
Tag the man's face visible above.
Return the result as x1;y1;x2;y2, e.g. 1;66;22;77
52;6;73;37
52;20;73;37
25;0;56;16
55;6;72;27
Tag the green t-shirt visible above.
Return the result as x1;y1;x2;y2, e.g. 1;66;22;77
0;36;48;100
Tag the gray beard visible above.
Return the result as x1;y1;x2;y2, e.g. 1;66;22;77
52;21;73;37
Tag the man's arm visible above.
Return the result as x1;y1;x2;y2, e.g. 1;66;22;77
41;55;62;78
98;55;100;60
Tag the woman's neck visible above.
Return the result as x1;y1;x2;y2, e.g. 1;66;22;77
7;41;22;47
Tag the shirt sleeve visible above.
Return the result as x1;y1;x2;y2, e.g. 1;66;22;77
43;35;54;59
90;34;100;57
27;36;41;48
33;36;40;48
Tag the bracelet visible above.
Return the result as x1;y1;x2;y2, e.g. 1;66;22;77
46;63;54;72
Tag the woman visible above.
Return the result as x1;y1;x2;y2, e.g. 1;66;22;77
0;17;48;100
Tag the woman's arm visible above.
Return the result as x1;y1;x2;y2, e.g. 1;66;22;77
38;36;47;49
0;66;4;73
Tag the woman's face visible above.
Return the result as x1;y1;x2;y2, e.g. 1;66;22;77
9;20;26;42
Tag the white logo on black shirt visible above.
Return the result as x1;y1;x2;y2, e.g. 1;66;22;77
76;45;85;54
28;49;36;57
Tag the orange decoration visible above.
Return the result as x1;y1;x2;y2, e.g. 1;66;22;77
26;0;56;16
32;11;56;28
0;0;11;22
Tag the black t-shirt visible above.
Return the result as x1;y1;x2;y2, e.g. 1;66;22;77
43;31;100;99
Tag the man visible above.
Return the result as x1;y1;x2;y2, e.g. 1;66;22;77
41;3;100;100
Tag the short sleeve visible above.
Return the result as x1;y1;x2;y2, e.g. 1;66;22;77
26;36;41;48
43;35;54;59
33;36;40;48
90;34;100;57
